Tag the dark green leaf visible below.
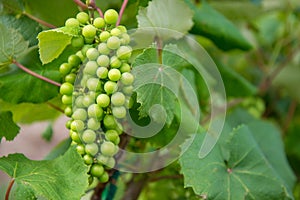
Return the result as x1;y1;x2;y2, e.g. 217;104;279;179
0;147;89;200
0;111;20;141
42;123;53;142
1;0;24;14
185;0;252;51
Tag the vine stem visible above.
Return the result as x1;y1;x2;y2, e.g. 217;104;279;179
89;0;104;17
5;179;15;200
73;0;88;9
12;60;61;87
23;12;56;29
116;0;129;26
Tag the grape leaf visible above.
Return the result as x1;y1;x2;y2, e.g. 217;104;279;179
0;23;29;66
0;111;20;141
42;123;53;142
184;0;252;51
137;0;194;39
179;124;294;199
1;0;24;14
44;138;72;160
0;14;42;47
0;147;89;199
38;30;73;64
132;45;189;125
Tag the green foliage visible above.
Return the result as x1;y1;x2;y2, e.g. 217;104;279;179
0;147;89;200
0;111;20;141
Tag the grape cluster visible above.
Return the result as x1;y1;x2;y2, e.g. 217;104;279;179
59;9;134;183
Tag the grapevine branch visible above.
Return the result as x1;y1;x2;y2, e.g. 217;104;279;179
73;0;88;9
12;60;61;87
5;179;15;200
23;12;56;29
73;0;103;17
116;0;129;26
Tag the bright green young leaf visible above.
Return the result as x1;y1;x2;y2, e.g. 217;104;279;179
0;23;29;66
0;111;20;141
38;30;73;64
0;14;42;47
179;125;295;199
185;0;252;51
0;147;89;200
137;0;194;38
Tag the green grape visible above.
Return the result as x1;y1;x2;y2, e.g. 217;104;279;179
107;36;120;50
120;33;130;45
81;45;93;56
82;95;95;107
111;28;121;36
104;81;118;94
98;171;109;183
98;43;110;55
68;54;81;67
76;50;85;61
116;46;132;60
87;78;101;91
122;85;133;95
119;63;131;73
110;56;122;68
88;104;104;119
93;17;105;29
83;61;98;75
82;24;97;39
106;157;116;168
117;25;127;33
115;122;124;135
62;95;73;105
87;118;101;130
100;141;116;157
85;143;99;156
103;115;117;129
105;130;119;143
97;55;110;67
65;18;80;27
72;108;87;121
70;131;81;143
100;31;110;42
111;92;125;106
108;68;121;81
64;106;73;117
86;48;100;61
59;63;72;76
60;82;74;95
121;72;134;85
76;144;85;155
71;120;85;132
96;67;108;79
104;9;119;24
75;96;85;108
83;154;94;165
71;36;85;48
97;154;109;165
76;12;89;24
65;73;76;84
90;164;104;177
82;129;97;143
112;106;126;119
97;94;110;107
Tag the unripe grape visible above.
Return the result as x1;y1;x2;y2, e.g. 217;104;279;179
106;157;116;168
96;67;108;79
88;104;103;119
85;143;99;156
62;95;73;105
111;92;125;106
87;78;101;91
65;18;80;27
122;85;133;95
120;63;131;73
83;154;93;165
70;131;81;143
97;154;109;165
76;12;89;24
117;46;132;60
93;17;105;28
97;94;110;107
71;36;84;48
100;141;116;157
71;120;85;132
117;25;127;33
87;118;101;130
65;73;77;84
81;45;93;56
107;36;120;50
59;63;72;76
120;33;130;45
82;24;97;39
121;72;134;85
90;164;104;177
105;130;119;143
85;37;94;44
104;9;119;24
86;48;100;60
110;56;122;68
108;69;121;81
68;54;81;67
100;31;110;42
72;108;87;121
115;122;124;135
98;171;109;183
64;106;73;117
103;115;117;129
82;95;95;107
104;81;118;94
111;28;121;36
76;144;85;155
97;55;110;67
112;106;126;119
98;43;110;55
125;97;134;109
75;96;85;108
83;61;98;75
82;129;97;143
76;50;85;61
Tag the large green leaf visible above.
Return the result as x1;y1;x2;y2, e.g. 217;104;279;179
38;30;73;64
179;124;295;199
137;0;194;38
185;0;252;51
0;14;42;47
0;0;24;14
0;111;20;141
0;23;29;66
0;147;89;199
